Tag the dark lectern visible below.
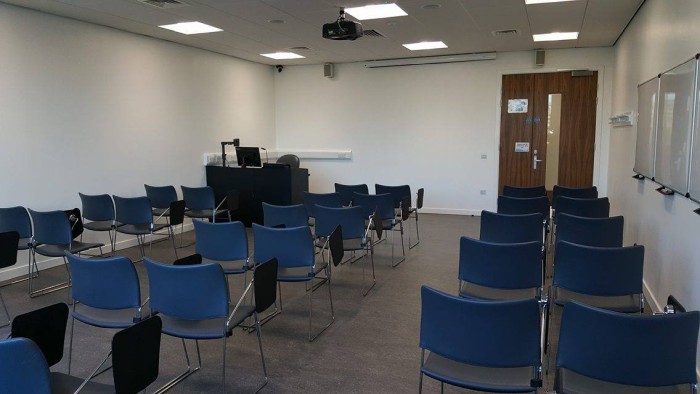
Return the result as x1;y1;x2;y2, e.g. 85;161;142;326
205;165;309;226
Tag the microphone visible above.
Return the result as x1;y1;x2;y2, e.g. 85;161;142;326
260;147;269;164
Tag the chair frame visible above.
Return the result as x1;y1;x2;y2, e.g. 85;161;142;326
0;207;37;290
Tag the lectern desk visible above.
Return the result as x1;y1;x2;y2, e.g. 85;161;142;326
205;165;309;226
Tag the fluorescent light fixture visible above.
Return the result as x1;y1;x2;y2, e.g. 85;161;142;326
344;4;407;20
159;21;222;35
403;41;448;51
260;52;305;60
533;32;579;42
525;0;578;4
364;52;496;68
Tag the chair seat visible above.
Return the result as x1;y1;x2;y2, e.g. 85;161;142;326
51;372;113;394
72;305;139;329
459;281;540;301
204;259;248;275
34;241;104;257
83;220;113;232
557;368;689;394
185;209;226;219
315;238;366;251
18;237;32;250
422;352;537;393
115;223;167;235
368;219;399;230
553;287;642;313
278;263;327;282
152;207;170;217
159;313;242;340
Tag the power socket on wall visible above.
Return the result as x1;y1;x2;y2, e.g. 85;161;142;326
480;190;487;195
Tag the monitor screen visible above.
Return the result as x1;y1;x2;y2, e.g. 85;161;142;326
235;146;262;167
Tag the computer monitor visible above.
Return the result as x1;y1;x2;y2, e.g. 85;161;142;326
235;146;262;167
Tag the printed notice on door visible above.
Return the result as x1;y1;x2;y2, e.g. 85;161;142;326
508;99;528;113
515;142;530;152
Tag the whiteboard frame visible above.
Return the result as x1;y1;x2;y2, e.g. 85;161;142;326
634;76;660;179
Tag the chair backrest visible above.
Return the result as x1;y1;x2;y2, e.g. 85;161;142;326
420;286;541;369
181;186;215;211
314;205;365;240
276;154;300;168
375;184;411;209
555;196;609;219
553;241;644;297
502;185;547;198
479;210;544;243
263;203;308;228
552;185;598;209
144;184;178;209
79;193;115;222
328;225;345;267
252;224;314;269
557;213;624;247
0;338;52;394
459;236;542;290
0;206;32;239
193;220;248;262
169;200;186;226
302;192;343;218
145;258;228;321
497;196;550;218
416;188;425;209
353;192;395;220
112;316;163;394
11;303;69;367
334;183;369;206
66;254;141;310
28;209;72;246
113;196;153;226
173;253;202;266
557;301;699;387
0;231;19;269
254;259;279;313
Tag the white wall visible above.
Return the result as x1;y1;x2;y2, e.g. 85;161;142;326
274;48;614;214
609;0;700;359
0;3;275;277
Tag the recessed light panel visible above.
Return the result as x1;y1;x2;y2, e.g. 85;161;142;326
525;0;577;4
260;52;305;60
344;4;407;20
403;41;448;51
159;22;222;35
533;32;579;42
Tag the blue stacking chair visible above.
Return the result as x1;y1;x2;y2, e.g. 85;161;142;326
193;220;250;292
502;185;547;198
65;254;144;374
556;301;699;393
556;213;624;247
79;193;116;253
334;183;369;206
253;224;334;341
144;184;178;217
0;338;52;393
552;241;644;312
419;286;542;393
353;192;406;267
552;185;598;210
302;192;343;224
375;184;411;212
181;185;228;222
262;203;309;228
480;211;544;244
497;195;550;218
0;206;37;286
145;257;271;392
555;196;610;220
113;195;175;260
0;231;19;327
315;205;376;295
28;209;104;298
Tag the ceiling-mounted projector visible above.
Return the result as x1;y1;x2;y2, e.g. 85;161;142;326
323;8;363;40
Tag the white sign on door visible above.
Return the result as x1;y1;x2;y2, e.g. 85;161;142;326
515;142;530;152
508;99;528;113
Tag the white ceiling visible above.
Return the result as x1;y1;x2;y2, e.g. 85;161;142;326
2;0;643;65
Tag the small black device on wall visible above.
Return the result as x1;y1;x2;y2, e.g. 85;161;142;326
324;63;334;78
535;50;545;66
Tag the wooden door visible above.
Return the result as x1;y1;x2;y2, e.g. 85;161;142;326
498;71;598;194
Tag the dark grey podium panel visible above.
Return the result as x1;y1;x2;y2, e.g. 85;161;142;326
205;165;309;226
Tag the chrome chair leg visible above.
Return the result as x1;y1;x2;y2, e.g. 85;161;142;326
391;223;406;268
409;210;420;249
362;247;376;297
253;313;269;393
68;313;76;374
154;338;202;394
419;349;425;394
221;334;227;394
0;291;10;328
29;254;71;298
308;270;335;342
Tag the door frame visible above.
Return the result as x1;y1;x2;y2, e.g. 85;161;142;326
493;65;608;196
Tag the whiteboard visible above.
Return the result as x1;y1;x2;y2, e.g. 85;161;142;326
654;58;697;195
689;59;700;202
634;78;659;178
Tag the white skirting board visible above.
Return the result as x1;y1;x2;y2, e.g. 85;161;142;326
420;208;482;216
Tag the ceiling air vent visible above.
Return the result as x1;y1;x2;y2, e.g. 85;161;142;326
363;29;385;38
139;0;189;9
492;29;519;37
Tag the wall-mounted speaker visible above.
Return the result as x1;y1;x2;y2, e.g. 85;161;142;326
535;50;545;66
324;63;334;78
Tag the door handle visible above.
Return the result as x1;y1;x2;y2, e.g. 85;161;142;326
533;149;543;170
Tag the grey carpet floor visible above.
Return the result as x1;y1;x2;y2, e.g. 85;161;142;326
0;214;565;393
